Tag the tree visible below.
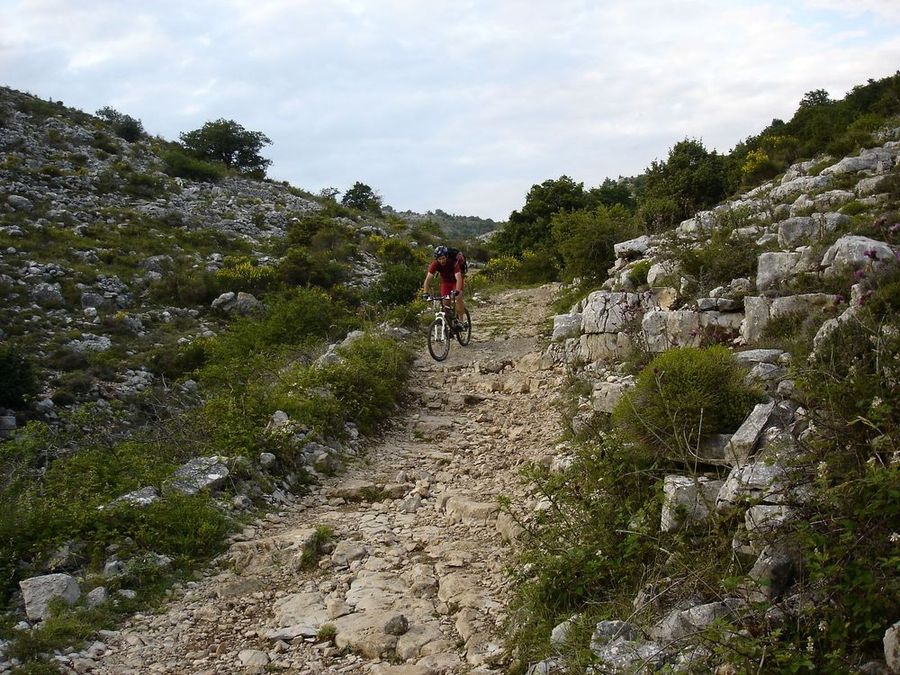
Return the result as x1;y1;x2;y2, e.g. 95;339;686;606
798;88;832;108
552;204;637;281
636;139;726;232
95;106;144;142
179;119;272;176
341;182;382;213
494;175;590;257
589;177;636;210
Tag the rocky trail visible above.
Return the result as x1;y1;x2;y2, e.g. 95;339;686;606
90;285;564;675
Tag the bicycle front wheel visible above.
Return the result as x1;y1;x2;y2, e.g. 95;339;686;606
456;309;472;346
428;319;450;361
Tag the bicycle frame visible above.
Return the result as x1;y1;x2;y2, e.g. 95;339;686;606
429;295;455;338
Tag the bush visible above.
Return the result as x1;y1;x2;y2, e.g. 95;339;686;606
0;344;38;407
627;259;652;288
215;259;279;295
370;264;421;307
613;346;763;460
149;267;221;305
161;148;225;182
278;247;346;288
551;205;637;282
508;435;661;667
272;335;412;436
660;218;760;296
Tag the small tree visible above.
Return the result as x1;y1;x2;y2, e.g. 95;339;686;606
95;106;144;142
552;204;636;281
341;182;382;213
179;119;272;176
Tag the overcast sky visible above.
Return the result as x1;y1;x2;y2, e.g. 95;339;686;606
2;1;899;220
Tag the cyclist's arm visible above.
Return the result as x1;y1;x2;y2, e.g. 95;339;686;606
422;271;434;294
454;271;464;293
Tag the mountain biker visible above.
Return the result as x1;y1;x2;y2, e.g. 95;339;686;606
422;245;466;327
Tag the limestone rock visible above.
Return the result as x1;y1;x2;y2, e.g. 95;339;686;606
724;402;776;465
163;456;229;496
660;476;724;533
756;252;800;292
20;573;81;620
641;309;701;352
581;291;642;334
551;313;581;342
884;620;900;674
821;235;895;277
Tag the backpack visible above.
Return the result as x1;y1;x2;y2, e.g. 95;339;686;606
446;247;468;274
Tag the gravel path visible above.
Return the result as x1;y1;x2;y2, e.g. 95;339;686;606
90;284;563;675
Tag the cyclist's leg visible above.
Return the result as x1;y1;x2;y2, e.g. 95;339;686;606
455;276;465;323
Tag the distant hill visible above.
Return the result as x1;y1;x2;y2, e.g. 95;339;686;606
383;206;501;239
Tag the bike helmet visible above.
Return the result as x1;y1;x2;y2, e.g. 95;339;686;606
434;245;449;258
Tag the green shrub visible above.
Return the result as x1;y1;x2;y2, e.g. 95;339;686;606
298;525;334;569
147;341;208;380
124;172;166;199
838;199;868;216
627;259;652;288
613;346;762;460
370;264;421;307
149;267;221;305
278;246;346;288
552;205;637;282
273;335;412;436
215;259;279;294
661;223;759;297
716;267;900;671
161;148;225;182
508;434;662;666
377;238;419;265
0;344;38;407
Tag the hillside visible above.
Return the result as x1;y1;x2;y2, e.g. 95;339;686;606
0;81;899;675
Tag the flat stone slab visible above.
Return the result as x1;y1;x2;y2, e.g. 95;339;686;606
444;495;498;525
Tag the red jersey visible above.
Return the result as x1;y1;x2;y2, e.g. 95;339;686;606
428;255;463;284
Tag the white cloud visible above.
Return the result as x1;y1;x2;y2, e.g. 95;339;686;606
2;0;899;219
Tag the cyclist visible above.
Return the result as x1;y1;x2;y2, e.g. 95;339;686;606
422;245;466;327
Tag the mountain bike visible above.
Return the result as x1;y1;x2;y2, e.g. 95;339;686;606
423;294;471;361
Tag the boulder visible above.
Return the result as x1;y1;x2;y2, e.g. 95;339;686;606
591;376;635;413
821;235;896;277
614;235;651;259
770;174;830;200
108;486;159;508
7;195;35;211
724;402;777;465
32;282;65;306
660;476;724;533
581;291;642;334
820;146;894;176
717;461;789;509
163;456;229;496
756;252;800;292
551;313;581;342
747;543;800;601
641;309;701;353
776;217;816;248
211;291;265;316
19;573;81;620
884;620;900;674
646;260;680;287
650;600;739;642
741;296;772;344
577;332;633;362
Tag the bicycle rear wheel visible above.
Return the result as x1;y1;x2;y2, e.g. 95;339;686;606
455;309;472;346
427;319;450;361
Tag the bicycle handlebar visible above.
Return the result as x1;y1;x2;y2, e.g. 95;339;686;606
422;292;459;301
